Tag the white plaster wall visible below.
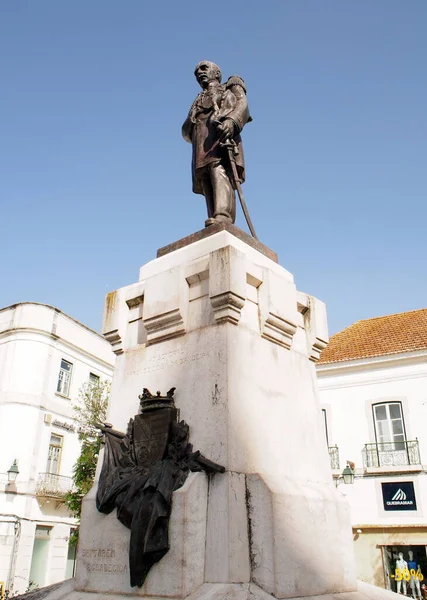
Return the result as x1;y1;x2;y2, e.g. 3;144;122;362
341;472;427;526
318;355;427;527
13;520;36;594
1;336;49;399
0;302;115;593
0;520;17;589
47;524;71;586
0;402;40;483
9;304;54;335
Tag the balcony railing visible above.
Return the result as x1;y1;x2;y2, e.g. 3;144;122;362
362;440;421;469
36;473;74;498
328;445;340;470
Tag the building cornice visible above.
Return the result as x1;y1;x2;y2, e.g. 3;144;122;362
0;301;106;341
317;349;427;377
0;401;78;422
317;368;427;390
0;327;114;371
0;510;76;527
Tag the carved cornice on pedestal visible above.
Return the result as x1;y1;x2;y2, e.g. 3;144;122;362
125;294;144;309
210;292;246;325
209;246;247;326
310;337;328;362
259;269;298;349
101;237;328;358
102;289;125;355
143;308;186;344
142;267;187;345
261;313;297;349
299;293;329;362
103;329;124;355
103;283;147;354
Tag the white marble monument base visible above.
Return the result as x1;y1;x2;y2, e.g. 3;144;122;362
20;228;400;600
20;578;402;600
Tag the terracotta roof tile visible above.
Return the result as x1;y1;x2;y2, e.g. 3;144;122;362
318;308;427;364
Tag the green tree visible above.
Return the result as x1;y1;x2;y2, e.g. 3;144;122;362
65;379;111;544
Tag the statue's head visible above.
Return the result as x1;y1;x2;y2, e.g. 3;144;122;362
194;61;222;89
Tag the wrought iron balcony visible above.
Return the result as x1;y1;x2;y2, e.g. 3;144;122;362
362;440;421;469
328;445;340;470
36;473;74;499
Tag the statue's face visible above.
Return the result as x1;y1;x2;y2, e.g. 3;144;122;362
195;61;220;89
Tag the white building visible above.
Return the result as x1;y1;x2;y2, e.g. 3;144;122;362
0;302;115;595
317;308;427;593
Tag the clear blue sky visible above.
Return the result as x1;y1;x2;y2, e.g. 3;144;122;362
1;1;426;335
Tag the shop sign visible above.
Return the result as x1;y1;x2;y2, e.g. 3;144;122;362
393;567;424;582
382;481;417;511
52;419;76;432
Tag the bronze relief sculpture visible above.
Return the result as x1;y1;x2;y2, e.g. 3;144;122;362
182;61;256;237
96;388;224;587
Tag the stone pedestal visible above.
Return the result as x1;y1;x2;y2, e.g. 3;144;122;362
28;226;400;600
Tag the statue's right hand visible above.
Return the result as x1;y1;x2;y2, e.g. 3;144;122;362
216;119;235;142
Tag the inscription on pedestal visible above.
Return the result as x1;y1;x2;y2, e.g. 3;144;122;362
87;564;128;573
80;548;128;574
81;548;116;558
125;348;208;377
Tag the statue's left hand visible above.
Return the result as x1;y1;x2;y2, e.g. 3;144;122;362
216;119;235;142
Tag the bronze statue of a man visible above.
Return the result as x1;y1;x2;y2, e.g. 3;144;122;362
182;61;251;227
